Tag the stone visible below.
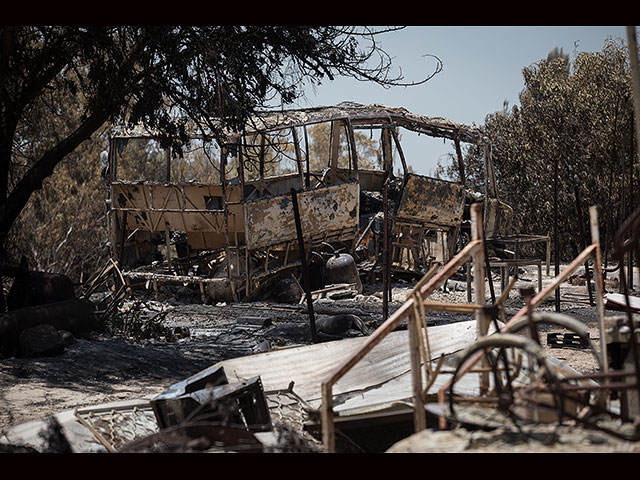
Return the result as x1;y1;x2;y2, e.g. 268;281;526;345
58;330;76;346
18;324;65;358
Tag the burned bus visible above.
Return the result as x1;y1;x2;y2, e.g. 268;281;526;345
105;103;514;302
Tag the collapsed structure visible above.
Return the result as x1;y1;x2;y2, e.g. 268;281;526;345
105;103;520;309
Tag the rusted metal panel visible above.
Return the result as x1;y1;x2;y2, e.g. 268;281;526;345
484;198;513;238
245;182;359;250
396;174;465;228
111;182;244;248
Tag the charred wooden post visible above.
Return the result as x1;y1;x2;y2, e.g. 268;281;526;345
407;302;426;432
470;203;490;393
291;188;318;343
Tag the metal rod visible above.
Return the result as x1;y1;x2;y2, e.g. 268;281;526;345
484;231;496;304
383;176;389;320
454;136;466;186
590;206;609;374
291;188;317;343
303;126;310;189
382;126;392;321
554;157;560;312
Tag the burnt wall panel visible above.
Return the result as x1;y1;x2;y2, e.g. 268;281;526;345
396;174;465;228
245;182;359;250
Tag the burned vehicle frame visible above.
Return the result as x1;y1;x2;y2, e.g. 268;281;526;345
105;103;513;305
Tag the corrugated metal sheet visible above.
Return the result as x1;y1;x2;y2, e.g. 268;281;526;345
211;320;481;414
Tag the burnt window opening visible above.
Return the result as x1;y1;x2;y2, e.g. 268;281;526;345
204;195;223;210
113;137;223;184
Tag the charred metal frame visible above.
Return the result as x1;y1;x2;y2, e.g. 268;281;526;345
320;203;490;452
320;203;640;451
105;104;500;303
435;206;640;441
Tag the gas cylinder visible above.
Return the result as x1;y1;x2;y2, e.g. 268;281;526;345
325;251;362;293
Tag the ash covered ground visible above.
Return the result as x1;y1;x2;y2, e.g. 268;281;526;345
0;265;633;452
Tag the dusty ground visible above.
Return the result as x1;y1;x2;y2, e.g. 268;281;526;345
0;264;635;451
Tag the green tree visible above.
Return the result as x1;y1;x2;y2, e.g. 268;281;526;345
458;37;635;261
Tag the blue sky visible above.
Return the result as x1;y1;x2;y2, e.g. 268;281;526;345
294;26;629;177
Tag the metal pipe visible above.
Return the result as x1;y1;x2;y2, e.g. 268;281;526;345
291;188;318;343
554;157;560;312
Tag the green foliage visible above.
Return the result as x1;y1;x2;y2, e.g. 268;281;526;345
460;37;636;261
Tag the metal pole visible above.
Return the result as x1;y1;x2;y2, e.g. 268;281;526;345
627;26;640;293
291;188;318;343
383;176;389;321
382;126;393;321
554;157;561;312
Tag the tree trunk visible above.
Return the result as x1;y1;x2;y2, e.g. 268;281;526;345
0;109;108;242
